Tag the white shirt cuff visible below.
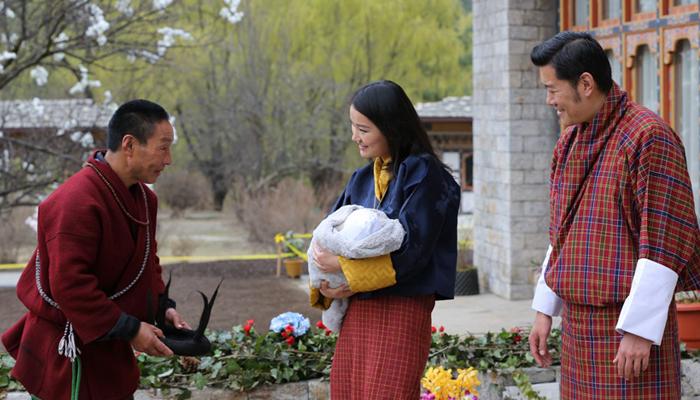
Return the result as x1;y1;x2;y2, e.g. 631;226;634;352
531;245;563;317
615;258;678;346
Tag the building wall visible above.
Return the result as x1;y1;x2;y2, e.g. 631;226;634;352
472;0;559;299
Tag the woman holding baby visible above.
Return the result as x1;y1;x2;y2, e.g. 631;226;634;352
312;80;461;398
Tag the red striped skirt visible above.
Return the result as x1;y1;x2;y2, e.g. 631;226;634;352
561;302;681;399
330;295;435;400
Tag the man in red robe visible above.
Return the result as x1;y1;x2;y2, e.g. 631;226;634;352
2;99;189;399
528;32;700;399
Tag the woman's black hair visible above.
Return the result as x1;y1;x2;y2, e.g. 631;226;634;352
350;80;445;175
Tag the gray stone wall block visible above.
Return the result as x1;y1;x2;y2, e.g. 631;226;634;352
510;184;548;201
247;382;308;400
308;380;330;400
509;0;537;10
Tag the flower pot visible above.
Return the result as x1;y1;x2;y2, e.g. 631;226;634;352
455;268;479;296
283;258;304;279
677;302;700;350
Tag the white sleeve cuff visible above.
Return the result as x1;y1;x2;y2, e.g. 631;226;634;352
615;258;678;346
531;245;563;317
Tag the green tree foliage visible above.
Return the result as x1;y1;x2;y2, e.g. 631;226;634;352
165;0;473;209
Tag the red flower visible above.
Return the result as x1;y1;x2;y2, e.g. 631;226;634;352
513;334;523;344
431;326;437;334
285;324;295;333
316;320;326;329
246;319;255;326
510;327;522;334
286;336;295;345
281;331;289;338
439;326;445;333
325;330;332;336
243;325;252;335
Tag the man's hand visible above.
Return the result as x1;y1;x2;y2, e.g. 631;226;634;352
313;243;342;273
529;312;553;367
130;322;173;357
613;332;652;380
319;280;354;299
165;308;191;330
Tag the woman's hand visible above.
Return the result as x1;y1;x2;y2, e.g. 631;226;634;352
319;280;354;299
313;243;342;273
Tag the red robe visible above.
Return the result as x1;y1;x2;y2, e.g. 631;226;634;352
1;151;165;400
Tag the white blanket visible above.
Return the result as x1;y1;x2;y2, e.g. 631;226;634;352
308;205;405;332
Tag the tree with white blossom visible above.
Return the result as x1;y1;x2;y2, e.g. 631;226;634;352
0;0;244;214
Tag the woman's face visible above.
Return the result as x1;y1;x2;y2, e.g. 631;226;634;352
349;105;390;160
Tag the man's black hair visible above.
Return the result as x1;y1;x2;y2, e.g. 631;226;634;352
107;99;170;151
530;31;613;93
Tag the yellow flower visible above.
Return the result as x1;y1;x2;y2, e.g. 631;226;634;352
422;366;480;400
456;367;480;396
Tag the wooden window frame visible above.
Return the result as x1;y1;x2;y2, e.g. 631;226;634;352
661;0;699;16
624;0;659;22
561;0;592;31
625;31;660;109
598;35;624;85
594;0;623;28
660;25;700;127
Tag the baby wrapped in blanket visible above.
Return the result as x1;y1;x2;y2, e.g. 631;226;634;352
308;204;405;332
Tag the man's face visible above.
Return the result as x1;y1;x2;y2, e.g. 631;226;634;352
539;65;588;127
129;120;174;184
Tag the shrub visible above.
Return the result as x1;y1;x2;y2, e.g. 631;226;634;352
234;178;330;243
156;170;211;218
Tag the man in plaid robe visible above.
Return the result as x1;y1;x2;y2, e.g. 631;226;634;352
528;32;700;399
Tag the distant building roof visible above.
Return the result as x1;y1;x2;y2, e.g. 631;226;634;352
0;98;115;131
415;96;472;119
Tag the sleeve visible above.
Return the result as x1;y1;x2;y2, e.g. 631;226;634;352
99;312;141;341
615;131;697;345
531;246;563;316
389;161;460;283
309;286;334;310
338;254;396;292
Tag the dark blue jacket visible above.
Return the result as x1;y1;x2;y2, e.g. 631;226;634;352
332;153;461;300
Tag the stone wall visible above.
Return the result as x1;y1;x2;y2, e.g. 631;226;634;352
472;0;559;299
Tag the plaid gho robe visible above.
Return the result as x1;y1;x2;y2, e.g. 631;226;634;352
544;83;700;399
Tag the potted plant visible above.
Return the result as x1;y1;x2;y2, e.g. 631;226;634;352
676;290;700;350
455;239;479;296
281;231;306;279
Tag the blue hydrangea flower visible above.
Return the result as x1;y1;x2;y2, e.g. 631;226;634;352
269;312;310;337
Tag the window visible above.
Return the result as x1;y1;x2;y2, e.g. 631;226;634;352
603;0;621;20
441;151;461;187
674;40;699;216
606;49;622;84
575;0;590;26
463;153;474;190
635;0;657;12
635;45;659;114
